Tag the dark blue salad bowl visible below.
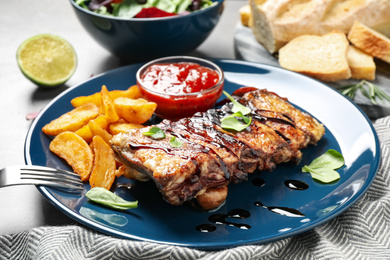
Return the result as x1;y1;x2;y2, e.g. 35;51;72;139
69;0;224;62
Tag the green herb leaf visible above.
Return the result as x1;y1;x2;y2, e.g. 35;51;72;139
221;111;252;132
142;127;166;139
86;187;138;210
339;80;390;105
169;136;183;148
302;167;341;183
302;149;344;183
223;91;251;115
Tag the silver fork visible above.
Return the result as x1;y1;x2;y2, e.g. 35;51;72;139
0;165;83;193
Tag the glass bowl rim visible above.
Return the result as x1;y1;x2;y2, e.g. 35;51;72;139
136;56;225;98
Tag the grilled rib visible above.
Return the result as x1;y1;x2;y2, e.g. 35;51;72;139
111;89;325;207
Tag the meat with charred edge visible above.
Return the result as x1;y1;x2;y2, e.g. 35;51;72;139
111;89;325;209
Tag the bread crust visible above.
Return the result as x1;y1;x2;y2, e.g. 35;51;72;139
249;0;390;53
348;21;390;64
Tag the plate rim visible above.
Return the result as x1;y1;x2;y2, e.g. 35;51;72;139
24;58;381;249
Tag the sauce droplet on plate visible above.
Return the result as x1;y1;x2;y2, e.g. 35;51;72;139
284;180;309;190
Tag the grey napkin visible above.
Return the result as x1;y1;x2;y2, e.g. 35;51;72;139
1;116;390;260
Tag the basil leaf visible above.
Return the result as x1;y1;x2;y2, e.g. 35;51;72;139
86;187;138;210
223;91;251;115
169;136;183;148
221;112;252;132
143;127;166;139
303;149;344;171
302;149;344;183
303;167;341;183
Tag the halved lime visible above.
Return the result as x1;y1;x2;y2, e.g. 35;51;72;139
17;34;77;87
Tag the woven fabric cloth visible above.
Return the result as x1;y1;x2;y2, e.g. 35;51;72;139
1;117;390;260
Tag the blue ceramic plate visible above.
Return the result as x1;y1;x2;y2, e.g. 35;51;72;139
24;59;380;250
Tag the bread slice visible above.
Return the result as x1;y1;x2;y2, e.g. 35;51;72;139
348;21;390;64
347;45;376;80
240;5;252;27
249;0;390;54
278;30;351;82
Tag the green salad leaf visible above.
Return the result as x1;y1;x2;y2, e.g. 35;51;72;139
86;187;138;210
143;127;166;139
113;0;143;18
176;0;192;13
76;0;216;18
302;149;345;183
169;136;183;148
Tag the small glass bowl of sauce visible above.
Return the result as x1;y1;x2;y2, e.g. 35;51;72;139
136;56;224;121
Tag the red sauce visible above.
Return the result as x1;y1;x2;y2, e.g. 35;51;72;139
138;62;223;120
140;63;220;94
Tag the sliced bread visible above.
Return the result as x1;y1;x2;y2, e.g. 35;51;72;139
347;45;376;80
278;30;351;82
348;21;390;64
240;5;252;27
249;0;390;53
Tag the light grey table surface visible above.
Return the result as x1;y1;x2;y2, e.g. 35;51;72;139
0;0;247;235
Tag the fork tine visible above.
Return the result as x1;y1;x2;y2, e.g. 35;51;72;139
20;166;80;178
19;166;84;192
26;179;83;191
20;170;81;184
0;165;84;193
20;173;82;186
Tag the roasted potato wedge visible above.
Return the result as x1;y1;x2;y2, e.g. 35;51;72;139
114;97;157;124
108;121;144;135
101;85;120;123
49;131;93;181
42;103;99;136
88;120;113;145
75;115;109;143
110;85;141;100
71;85;141;107
89;135;116;190
71;92;101;108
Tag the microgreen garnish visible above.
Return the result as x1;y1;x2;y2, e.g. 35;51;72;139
142;127;166;139
169;136;183;148
302;149;344;183
338;80;390;105
221;111;252;132
223;91;251;115
220;91;252;132
86;187;138;210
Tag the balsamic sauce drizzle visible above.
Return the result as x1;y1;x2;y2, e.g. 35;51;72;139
127;87;310;232
195;178;310;232
254;201;305;217
208;209;251;230
195;209;251;232
284;180;309;190
252;178;266;187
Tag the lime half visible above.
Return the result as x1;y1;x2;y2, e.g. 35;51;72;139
17;34;77;87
